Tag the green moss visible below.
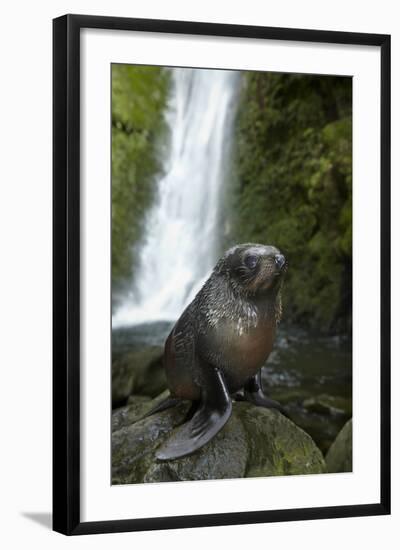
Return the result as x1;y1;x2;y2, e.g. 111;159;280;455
112;398;325;484
111;67;352;332
230;73;352;332
325;418;352;473
235;403;326;477
112;65;170;299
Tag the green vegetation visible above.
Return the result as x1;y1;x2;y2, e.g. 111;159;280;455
112;65;170;297
230;73;352;332
111;67;352;332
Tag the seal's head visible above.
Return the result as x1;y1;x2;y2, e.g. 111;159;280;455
215;243;287;296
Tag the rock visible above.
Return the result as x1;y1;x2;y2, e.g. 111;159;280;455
112;395;326;484
325;418;352;473
112;391;169;432
112;346;166;405
236;404;325;477
302;394;351;417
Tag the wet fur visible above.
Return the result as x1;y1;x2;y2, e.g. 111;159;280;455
164;244;285;399
155;243;287;460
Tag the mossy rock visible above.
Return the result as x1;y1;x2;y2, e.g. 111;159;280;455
112;394;326;484
325;418;352;473
112;391;169;432
112;346;166;405
302;394;352;417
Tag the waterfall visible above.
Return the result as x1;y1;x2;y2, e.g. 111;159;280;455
112;68;238;327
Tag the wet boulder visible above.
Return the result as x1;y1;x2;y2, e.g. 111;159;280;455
112;324;171;406
112;391;168;432
112;345;165;406
302;394;352;417
112;394;326;484
325;418;352;473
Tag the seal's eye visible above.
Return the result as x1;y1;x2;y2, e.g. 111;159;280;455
244;254;258;270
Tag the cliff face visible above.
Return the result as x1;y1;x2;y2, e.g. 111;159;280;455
111;65;170;301
229;73;352;333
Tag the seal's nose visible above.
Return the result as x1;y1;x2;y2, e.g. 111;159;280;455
275;253;286;270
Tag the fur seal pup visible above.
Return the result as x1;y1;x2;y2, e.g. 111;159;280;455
148;243;287;461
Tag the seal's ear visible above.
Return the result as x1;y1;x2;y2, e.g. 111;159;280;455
214;256;227;275
214;247;240;275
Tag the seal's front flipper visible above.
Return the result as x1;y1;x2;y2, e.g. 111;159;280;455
156;367;232;461
244;371;288;417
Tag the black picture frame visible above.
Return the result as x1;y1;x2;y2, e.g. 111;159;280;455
53;13;391;535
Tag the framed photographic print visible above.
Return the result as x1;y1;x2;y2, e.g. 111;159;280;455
53;14;391;535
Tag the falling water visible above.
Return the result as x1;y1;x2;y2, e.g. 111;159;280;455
112;68;238;327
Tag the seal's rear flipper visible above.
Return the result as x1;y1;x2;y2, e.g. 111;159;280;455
244;371;289;418
143;395;181;418
156;367;232;461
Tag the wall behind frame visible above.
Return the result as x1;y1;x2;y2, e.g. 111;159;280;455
0;0;398;548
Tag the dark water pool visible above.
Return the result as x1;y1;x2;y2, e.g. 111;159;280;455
264;326;352;453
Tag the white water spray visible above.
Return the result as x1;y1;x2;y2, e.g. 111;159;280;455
113;68;238;327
